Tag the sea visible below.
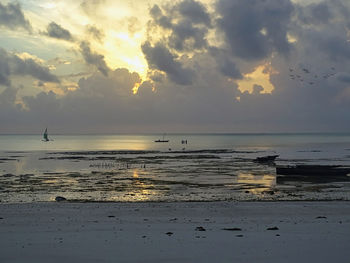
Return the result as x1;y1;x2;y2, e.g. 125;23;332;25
1;133;350;203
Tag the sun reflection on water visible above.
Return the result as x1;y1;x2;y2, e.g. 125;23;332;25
114;169;158;201
237;173;276;194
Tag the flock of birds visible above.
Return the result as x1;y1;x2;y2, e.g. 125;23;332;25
288;66;337;86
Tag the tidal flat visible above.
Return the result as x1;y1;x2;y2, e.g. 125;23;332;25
1;149;350;203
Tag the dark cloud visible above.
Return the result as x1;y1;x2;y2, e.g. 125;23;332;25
11;54;60;83
1;68;143;133
0;86;17;106
0;49;11;86
86;25;104;42
149;5;172;28
0;2;32;32
178;0;211;26
142;41;194;85
79;41;110;76
0;48;59;86
297;2;333;25
149;1;210;52
169;19;208;51
337;73;350;83
318;35;350;61
209;47;242;79
44;22;73;41
216;0;294;60
298;26;350;62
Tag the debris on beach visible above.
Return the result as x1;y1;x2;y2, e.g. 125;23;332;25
195;226;206;231
55;196;67;202
222;228;242;231
254;155;279;164
261;190;275;195
3;174;15;177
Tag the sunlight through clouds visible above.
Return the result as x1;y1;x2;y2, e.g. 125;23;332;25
237;64;278;94
1;0;350;133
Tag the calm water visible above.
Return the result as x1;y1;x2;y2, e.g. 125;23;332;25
1;133;350;151
1;133;350;203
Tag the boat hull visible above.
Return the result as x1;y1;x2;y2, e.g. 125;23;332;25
276;165;350;176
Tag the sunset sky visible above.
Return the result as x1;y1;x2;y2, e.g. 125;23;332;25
1;0;350;133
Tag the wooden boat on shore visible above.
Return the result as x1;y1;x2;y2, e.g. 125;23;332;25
276;165;350;176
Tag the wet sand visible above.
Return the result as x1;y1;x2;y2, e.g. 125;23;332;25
1;150;350;203
1;201;349;263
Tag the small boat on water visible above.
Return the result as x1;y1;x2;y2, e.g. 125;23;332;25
42;128;50;142
276;165;350;176
155;134;169;143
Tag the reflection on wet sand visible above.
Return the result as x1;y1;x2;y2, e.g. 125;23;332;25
237;173;276;194
123;170;159;201
1;148;350;202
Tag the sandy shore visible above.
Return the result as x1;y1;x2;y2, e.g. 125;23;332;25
1;201;350;263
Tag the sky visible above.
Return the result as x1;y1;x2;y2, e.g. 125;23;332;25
0;0;350;134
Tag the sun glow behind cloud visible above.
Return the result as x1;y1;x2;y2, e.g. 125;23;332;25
104;31;148;78
237;64;278;94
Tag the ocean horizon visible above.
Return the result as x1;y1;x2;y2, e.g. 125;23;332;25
1;132;350;152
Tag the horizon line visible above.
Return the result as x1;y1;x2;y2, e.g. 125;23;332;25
0;132;350;136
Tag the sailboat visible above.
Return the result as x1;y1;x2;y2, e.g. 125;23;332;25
42;128;50;142
155;133;169;143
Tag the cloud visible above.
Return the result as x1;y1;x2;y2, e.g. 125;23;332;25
11;54;60;83
79;41;110;76
81;0;105;16
216;0;294;60
209;47;242;79
149;1;211;52
337;73;350;83
86;25;104;42
0;86;17;106
0;49;11;86
2;0;350;133
1;68;144;133
297;2;333;25
0;2;32;32
0;48;59;87
44;22;73;41
127;17;142;36
178;0;211;26
149;5;172;29
141;41;194;85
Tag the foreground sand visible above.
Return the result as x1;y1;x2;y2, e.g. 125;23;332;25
1;201;349;263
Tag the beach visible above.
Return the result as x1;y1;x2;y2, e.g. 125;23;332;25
1;134;350;262
1;201;350;263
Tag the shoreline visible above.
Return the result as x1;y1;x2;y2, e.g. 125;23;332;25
2;197;350;204
1;201;349;262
